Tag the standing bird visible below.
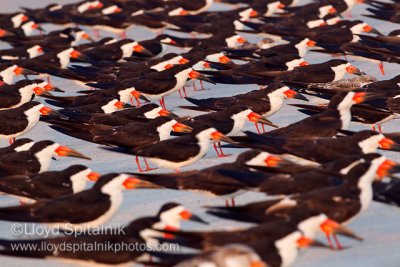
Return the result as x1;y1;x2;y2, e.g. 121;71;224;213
0;101;62;144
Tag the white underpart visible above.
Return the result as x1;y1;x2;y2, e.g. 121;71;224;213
295;38;310;58
245;152;271;166
70;168;91;193
52;174;128;230
307;19;325;29
77;1;100;13
228;109;253;136
49;4;62;11
35;143;59;173
319;5;334;18
358;157;385;213
358;134;384;153
266;198;297;213
147;128;216;169
326;17;341;25
16;84;37;108
143;68;191;100
265;86;290;116
0;65;17;84
275;231;302;267
117;88;135;103
104;38;118;45
0;104;43;139
340;160;363;175
14;141;35;152
57;48;73;69
234;20;246;31
286;59;304;71
131;9;144;16
225;35;242;48
191;0;213;14
298;214;327;238
1;56;19;60
27;45;42;58
337;92;355;129
102;5;119;15
331;63;350;81
344;0;358;12
101;99;120;114
157;120;176;141
121;42;138;58
144;107;163;119
11;13;25;28
151;56;181;71
224;252;262;267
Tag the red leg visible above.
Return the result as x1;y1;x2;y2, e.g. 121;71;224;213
333;234;343;250
120;31;127;39
135;97;141;107
193;81;197;91
183;86;187;98
130;98;135;106
92;29;100;39
378;125;382;133
378;62;385;75
225;199;230;207
213;142;222;157
255;123;261;134
231;198;235;207
325;233;335;250
175;168;180;173
178;89;183;98
200;80;204;91
261;123;266;133
372;125;376;131
47;76;52;86
159;97;166;109
135;155;145;173
217;141;231;157
144;158;157;172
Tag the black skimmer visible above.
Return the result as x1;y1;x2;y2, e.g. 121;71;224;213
0;79;52;110
0;138;34;156
0;173;160;229
184;106;277;156
0;202;205;265
0;44;43;61
131;149;287;206
0;63;37;85
0;140;90;175
0;101;61;144
155;219;333;266
182;83;308;118
0;165;101;203
210;157;391;229
276;59;363;83
258;91;368;138
133;127;234;171
90;64;214;109
235;130;400;163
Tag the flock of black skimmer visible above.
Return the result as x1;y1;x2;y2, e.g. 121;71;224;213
0;0;398;266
